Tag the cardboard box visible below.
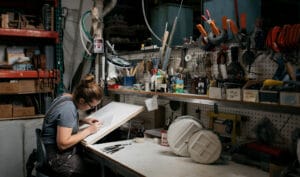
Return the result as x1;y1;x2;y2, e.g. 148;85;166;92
0;79;53;94
0;104;13;118
0;80;35;94
243;80;262;103
18;80;36;93
0;81;19;94
13;106;35;117
209;87;224;99
226;88;242;101
259;89;279;104
280;92;300;106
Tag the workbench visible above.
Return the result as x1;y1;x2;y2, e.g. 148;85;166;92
86;138;269;177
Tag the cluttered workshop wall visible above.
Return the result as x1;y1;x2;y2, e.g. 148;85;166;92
116;44;299;150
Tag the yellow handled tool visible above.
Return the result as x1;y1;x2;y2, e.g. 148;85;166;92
263;79;283;87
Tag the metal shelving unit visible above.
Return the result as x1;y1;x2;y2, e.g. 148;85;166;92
0;0;62;120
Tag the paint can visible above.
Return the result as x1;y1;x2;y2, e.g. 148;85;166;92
160;129;169;146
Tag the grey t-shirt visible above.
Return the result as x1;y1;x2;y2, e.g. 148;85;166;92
42;95;79;145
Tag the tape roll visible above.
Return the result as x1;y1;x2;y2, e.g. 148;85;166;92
185;54;192;62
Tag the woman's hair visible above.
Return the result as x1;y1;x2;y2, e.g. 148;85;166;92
73;74;103;104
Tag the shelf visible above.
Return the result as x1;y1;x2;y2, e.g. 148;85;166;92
0;28;59;43
108;88;300;115
0;114;44;121
0;69;59;79
0;0;58;9
0;90;54;95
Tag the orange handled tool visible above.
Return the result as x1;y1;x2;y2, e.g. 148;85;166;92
222;16;228;31
240;13;247;33
229;20;239;35
196;24;208;37
209;21;220;36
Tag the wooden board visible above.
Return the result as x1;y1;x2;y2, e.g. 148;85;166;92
80;102;144;145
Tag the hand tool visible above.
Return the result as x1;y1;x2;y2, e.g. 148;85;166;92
239;13;248;47
201;9;220;36
229;19;241;44
242;37;255;73
201;9;226;45
162;0;183;71
160;23;169;62
102;143;131;154
196;24;208;43
221;16;229;41
240;13;247;35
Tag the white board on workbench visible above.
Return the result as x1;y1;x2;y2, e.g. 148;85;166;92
80;101;144;145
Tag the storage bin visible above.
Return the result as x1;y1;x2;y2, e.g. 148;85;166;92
259;90;279;104
226;88;242;101
13;106;35;118
280;92;300;107
243;80;262;103
0;104;13;118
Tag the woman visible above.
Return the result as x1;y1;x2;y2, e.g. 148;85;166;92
42;74;103;177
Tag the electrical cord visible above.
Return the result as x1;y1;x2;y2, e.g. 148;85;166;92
141;0;184;44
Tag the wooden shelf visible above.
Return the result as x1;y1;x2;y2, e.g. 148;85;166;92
0;114;44;121
108;88;300;115
0;28;59;43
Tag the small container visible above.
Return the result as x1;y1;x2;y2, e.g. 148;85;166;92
123;76;135;86
160;129;169;146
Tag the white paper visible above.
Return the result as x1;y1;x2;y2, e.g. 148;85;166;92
145;95;158;111
80;101;144;145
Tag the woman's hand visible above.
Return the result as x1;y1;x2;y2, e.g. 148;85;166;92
82;117;99;125
86;121;103;135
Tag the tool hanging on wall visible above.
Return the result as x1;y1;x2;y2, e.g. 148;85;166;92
265;24;300;81
241;37;255;73
227;46;245;82
161;0;184;71
201;9;225;46
216;47;228;80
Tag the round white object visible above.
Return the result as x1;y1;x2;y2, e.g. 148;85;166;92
185;54;192;62
188;130;222;164
167;116;203;157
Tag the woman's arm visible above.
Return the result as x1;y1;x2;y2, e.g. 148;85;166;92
56;122;101;151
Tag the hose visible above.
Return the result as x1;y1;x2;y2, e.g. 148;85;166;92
142;0;161;43
79;10;93;56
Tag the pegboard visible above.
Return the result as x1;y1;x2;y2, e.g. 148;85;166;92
119;93;299;149
186;102;300;149
120;46;282;81
185;47;280;80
